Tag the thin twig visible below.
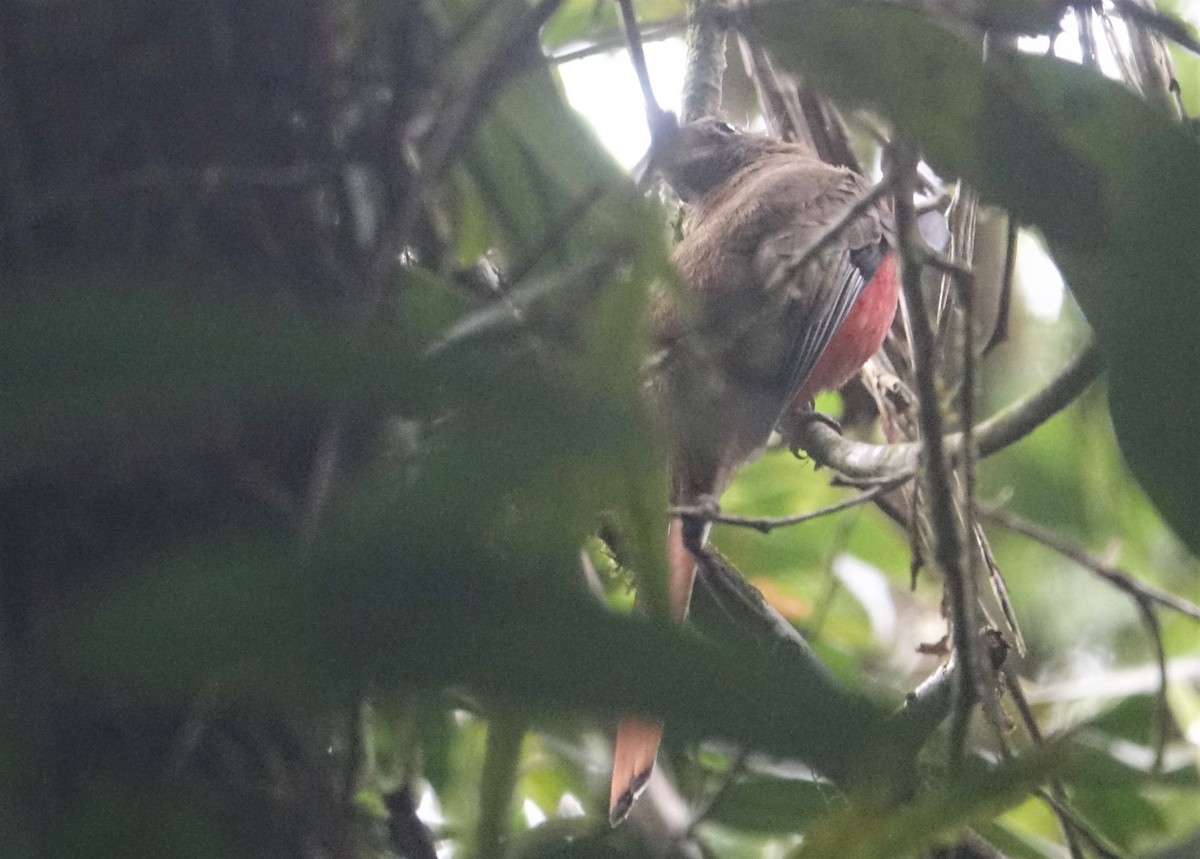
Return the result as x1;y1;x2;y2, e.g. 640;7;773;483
671;472;912;533
1109;0;1200;56
919;245;973;280
960;831;1016;859
691;546;831;673
1001;666;1085;859
894;143;976;772
1111;0;1183;118
951;189;981;717
890;656;956;752
982;507;1200;622
832;471;918;488
549;19;685;65
932;181;964;332
1102;11;1141;90
1036;788;1126;859
738;35;818;152
1133;600;1169;773
686;748;750;835
989;507;1181;772
1075;5;1101;71
614;0;669;132
505;185;608;287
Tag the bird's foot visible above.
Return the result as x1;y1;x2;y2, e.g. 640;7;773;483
784;408;842;459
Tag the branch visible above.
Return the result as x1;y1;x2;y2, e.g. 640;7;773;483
792;343;1103;481
681;0;728;121
1109;0;1186;118
951;186;983;731
891;657;955;751
690;544;832;678
688;538;989;776
477;717;526;858
1134;600;1169;773
363;0;570;317
889;630;1010;756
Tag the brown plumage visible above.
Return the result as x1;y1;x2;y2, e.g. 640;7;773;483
610;119;899;824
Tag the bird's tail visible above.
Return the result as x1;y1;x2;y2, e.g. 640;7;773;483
609;716;662;824
609;517;697;824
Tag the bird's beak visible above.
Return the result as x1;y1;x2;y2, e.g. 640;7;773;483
633;109;680;188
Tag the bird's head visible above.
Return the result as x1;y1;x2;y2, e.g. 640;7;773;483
653;117;792;202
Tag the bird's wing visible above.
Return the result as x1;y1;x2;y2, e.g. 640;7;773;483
751;170;887;402
780;248;865;399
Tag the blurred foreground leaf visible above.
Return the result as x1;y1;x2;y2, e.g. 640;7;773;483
795;749;1063;859
706;773;837;833
50;470;890;786
0;262;419;479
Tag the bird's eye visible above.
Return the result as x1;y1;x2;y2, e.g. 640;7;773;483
713;121;737;134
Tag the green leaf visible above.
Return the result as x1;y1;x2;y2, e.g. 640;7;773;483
979;819;1073;859
452;168;495;267
705;774;838;833
793;749;1064;859
47;771;232;859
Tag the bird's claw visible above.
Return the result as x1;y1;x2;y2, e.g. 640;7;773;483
784;409;842;459
802;410;843;434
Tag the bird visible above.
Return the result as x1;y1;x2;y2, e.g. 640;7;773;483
609;117;900;824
